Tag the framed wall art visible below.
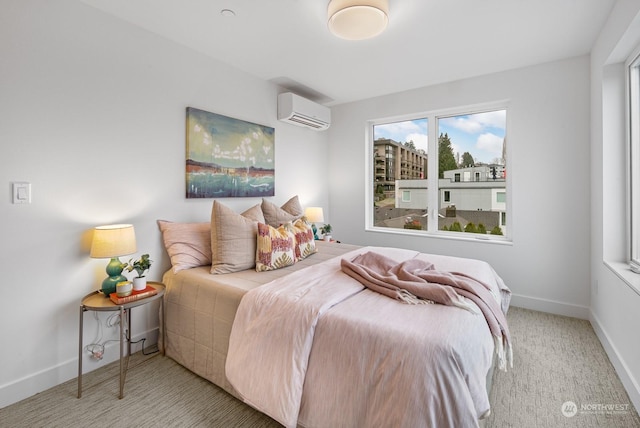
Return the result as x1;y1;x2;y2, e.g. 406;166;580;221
186;107;275;198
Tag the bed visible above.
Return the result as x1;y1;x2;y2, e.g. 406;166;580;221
158;198;512;428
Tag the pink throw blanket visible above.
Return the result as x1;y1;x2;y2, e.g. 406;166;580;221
341;251;513;371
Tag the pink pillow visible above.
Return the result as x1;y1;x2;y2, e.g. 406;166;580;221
158;220;211;273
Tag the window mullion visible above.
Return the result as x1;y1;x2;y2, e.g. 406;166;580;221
427;114;439;232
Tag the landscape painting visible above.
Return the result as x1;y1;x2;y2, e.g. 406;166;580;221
186;107;275;198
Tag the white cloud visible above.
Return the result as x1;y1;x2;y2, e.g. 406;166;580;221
451;142;462;158
374;119;427;144
476;133;504;158
443;110;506;134
477;110;506;129
406;133;428;152
379;121;422;136
446;117;483;133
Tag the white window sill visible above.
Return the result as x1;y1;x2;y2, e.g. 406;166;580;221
366;226;513;246
604;261;640;297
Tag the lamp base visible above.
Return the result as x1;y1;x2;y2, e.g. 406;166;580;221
102;275;127;297
101;257;127;297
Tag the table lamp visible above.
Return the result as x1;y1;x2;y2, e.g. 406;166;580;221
90;224;137;296
304;207;325;240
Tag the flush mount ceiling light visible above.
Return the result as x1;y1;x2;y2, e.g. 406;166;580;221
327;0;389;40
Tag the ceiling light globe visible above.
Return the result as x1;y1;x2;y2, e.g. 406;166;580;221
328;0;389;40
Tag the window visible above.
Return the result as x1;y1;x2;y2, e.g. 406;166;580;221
629;52;640;272
369;103;508;241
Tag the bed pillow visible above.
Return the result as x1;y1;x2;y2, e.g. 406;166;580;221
286;218;317;261
280;195;304;217
261;195;303;227
255;222;296;272
158;220;211;273
210;201;266;274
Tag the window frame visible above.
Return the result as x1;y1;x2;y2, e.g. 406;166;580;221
365;101;512;244
628;50;640;272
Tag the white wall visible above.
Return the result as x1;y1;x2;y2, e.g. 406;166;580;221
590;0;640;412
0;0;329;407
328;56;592;319
5;0;639;414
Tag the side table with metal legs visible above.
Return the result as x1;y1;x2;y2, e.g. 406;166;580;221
77;282;165;399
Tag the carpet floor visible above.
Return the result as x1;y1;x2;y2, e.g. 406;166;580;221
1;307;638;427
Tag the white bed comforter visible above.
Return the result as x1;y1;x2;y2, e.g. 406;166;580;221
226;247;511;428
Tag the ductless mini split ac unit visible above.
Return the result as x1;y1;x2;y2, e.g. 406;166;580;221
277;92;331;131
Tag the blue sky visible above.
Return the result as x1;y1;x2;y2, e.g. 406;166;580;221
374;110;506;164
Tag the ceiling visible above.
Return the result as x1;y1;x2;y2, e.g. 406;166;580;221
81;0;616;106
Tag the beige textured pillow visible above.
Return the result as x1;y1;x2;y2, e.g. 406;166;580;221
210;201;265;274
158;220;211;273
262;195;303;227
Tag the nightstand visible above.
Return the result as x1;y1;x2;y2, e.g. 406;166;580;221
77;281;165;399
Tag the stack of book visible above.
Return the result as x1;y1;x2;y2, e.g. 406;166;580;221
109;285;158;305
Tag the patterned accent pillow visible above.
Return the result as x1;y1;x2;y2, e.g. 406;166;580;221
256;222;296;271
157;220;211;273
261;195;303;227
286;218;317;261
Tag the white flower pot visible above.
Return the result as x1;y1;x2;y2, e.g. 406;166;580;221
132;277;147;291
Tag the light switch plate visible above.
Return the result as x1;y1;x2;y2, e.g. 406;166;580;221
12;182;31;204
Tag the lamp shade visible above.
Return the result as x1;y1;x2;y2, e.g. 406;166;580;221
304;207;325;223
90;224;137;258
328;0;389;40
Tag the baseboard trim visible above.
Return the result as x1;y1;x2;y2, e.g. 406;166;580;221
0;355;78;410
589;311;640;413
509;293;590;319
0;328;158;409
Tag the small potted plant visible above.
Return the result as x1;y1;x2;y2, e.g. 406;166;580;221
320;224;332;241
123;254;152;291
